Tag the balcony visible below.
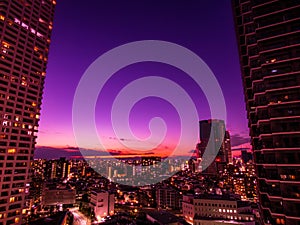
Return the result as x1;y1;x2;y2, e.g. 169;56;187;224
270;120;300;133
261;195;285;215
256;20;300;41
279;167;300;182
285;201;300;218
252;1;282;17
259;181;281;197
258;168;280;180
277;151;300;165
269;104;300;118
281;184;300;199
273;135;300;148
259;32;300;52
265;76;300;90
256;8;300;29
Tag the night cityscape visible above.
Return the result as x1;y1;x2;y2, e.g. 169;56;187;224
0;0;299;225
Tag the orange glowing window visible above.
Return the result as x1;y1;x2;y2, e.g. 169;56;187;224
8;148;16;154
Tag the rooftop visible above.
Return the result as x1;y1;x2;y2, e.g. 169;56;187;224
146;210;189;225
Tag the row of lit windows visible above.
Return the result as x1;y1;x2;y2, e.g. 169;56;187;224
194;202;237;208
1;17;50;50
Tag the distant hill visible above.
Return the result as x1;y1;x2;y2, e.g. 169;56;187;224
34;146;109;160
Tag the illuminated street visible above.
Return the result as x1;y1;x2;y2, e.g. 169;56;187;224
70;208;91;225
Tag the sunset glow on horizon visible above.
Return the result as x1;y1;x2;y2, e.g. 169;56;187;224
36;0;250;156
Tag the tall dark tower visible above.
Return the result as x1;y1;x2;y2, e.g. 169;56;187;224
223;131;232;164
0;0;55;224
199;119;226;155
232;1;300;224
198;119;231;174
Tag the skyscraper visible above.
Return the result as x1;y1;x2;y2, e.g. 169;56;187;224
0;1;55;224
232;1;300;224
199;119;226;156
224;131;233;164
197;119;232;174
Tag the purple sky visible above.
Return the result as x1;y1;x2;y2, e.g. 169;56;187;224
36;0;250;154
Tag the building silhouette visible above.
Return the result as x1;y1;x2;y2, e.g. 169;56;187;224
232;0;300;224
197;119;232;174
0;0;55;224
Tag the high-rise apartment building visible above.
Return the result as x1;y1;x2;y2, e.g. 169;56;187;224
232;1;300;224
0;1;55;224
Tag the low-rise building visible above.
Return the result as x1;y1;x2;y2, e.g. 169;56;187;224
146;210;189;225
89;190;114;221
156;186;182;210
41;185;76;207
182;194;255;225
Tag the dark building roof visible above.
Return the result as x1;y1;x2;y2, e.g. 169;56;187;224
146;210;189;225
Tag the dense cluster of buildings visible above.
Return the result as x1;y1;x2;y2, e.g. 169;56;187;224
25;152;260;224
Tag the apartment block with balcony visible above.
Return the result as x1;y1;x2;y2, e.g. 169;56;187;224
0;0;55;224
232;0;300;224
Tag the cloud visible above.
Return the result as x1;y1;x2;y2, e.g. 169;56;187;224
230;133;250;147
189;149;197;153
231;142;252;151
64;146;79;150
34;146;157;160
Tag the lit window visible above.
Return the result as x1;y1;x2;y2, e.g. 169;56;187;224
270;58;277;63
14;18;21;24
8;148;16;154
37;32;44;38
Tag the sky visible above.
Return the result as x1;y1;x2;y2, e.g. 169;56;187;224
36;0;250;156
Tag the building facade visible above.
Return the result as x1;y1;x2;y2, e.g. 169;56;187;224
89;190;114;222
0;0;55;224
232;0;300;224
156;186;182;210
41;185;76;207
182;194;255;225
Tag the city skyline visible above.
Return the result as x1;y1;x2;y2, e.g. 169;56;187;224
36;0;250;156
1;1;299;224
